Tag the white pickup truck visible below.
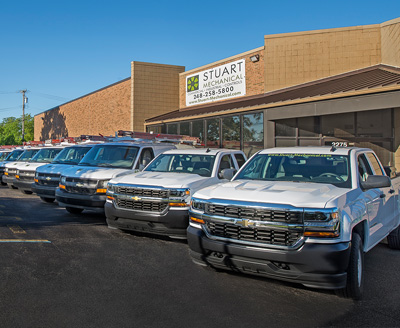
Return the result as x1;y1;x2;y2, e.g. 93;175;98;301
105;148;247;238
56;142;176;214
188;147;400;300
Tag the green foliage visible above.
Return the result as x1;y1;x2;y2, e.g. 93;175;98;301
0;114;34;145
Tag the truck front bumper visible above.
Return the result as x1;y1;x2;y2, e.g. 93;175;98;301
13;180;34;192
105;202;188;238
32;184;56;199
2;175;16;187
187;225;351;290
55;188;106;209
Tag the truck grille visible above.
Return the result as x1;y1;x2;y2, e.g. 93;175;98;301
7;169;17;177
205;221;302;247
18;170;35;182
205;204;303;223
36;173;60;187
116;199;168;212
64;178;97;195
116;186;169;198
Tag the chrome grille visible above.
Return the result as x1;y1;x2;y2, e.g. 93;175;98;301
65;186;96;195
205;221;302;246
116;186;169;198
116;199;168;212
36;173;60;186
64;178;97;195
18;170;35;182
7;169;17;177
205;204;303;223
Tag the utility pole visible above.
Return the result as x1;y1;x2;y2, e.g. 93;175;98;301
19;89;27;142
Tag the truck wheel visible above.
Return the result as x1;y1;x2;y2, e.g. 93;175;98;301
22;190;33;195
66;207;83;214
336;233;364;300
40;197;55;203
387;226;400;250
8;185;17;189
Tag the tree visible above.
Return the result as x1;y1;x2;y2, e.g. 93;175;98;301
0;114;34;145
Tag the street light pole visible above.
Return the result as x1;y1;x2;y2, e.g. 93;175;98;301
20;89;27;142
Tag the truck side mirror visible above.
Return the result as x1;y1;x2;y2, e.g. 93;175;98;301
221;168;236;180
361;175;391;190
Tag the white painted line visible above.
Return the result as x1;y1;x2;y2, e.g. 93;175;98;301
0;239;51;243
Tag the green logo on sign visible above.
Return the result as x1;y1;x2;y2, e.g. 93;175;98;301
187;75;199;92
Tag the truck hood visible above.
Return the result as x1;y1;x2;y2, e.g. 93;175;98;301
60;166;131;180
193;179;349;208
16;162;48;171
110;171;211;189
36;163;77;175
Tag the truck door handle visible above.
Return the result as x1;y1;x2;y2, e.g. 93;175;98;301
389;189;395;194
380;193;386;198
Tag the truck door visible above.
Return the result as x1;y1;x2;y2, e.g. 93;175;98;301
365;152;397;236
358;153;394;247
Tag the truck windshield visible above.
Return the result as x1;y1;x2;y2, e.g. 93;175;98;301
52;146;92;165
17;149;41;162
0;152;10;160
235;153;351;188
30;148;63;163
4;150;24;161
145;154;216;177
78;145;139;169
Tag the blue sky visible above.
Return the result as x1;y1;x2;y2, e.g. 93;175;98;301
0;0;399;122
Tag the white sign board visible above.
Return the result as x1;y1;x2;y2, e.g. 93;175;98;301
186;59;246;107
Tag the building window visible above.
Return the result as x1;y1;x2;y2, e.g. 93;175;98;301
321;113;355;138
180;122;190;136
167;123;178;135
146;125;164;134
243;112;264;157
192;120;204;143
222;115;240;149
206;118;220;148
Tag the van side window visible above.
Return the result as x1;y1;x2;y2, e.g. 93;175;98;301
358;154;373;182
366;153;384;176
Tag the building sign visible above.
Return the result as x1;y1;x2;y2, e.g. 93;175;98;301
186;59;246;106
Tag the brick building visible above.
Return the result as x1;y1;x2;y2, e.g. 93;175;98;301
34;62;184;140
35;17;400;168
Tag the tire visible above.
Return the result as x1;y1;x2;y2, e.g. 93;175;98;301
387;226;400;250
8;184;17;189
22;190;33;194
65;207;83;214
336;233;364;300
40;197;55;203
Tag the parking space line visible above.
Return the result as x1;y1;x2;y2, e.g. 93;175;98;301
7;225;26;234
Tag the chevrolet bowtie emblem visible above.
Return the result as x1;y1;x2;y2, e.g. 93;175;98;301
132;196;141;201
45;177;52;181
76;183;84;187
236;219;255;228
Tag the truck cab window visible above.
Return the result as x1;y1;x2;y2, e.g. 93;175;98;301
358;154;373;182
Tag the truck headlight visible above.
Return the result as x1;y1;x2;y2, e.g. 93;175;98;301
96;180;110;194
106;183;115;201
168;188;190;207
304;209;340;238
191;199;206;213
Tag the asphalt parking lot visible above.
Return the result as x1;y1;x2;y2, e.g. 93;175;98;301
0;186;399;328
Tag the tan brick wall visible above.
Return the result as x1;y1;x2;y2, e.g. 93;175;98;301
34;79;131;141
179;47;265;109
131;62;185;132
264;25;382;91
381;17;400;67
